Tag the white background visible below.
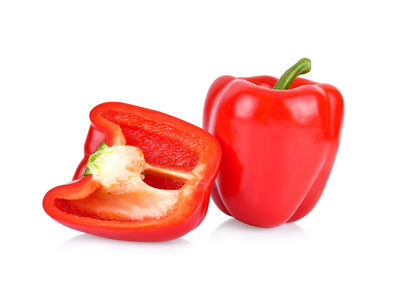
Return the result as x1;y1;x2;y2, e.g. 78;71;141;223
1;0;399;283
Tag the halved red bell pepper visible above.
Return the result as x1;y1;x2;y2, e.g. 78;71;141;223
43;102;221;241
203;58;344;227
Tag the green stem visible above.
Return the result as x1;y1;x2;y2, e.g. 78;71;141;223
273;58;311;90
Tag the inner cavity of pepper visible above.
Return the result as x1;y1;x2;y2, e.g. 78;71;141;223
56;145;197;222
103;110;201;171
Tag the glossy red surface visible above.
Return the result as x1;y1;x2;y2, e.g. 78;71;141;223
203;75;344;227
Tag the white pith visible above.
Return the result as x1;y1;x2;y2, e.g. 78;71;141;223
90;146;146;192
87;145;196;220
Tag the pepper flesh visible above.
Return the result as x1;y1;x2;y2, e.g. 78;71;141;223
43;102;221;241
203;62;344;227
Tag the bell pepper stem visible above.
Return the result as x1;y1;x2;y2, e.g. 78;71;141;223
273;58;311;90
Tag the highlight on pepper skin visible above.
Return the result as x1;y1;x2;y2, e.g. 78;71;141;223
42;102;221;242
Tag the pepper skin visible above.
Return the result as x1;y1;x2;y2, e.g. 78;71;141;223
203;59;344;227
43;102;221;241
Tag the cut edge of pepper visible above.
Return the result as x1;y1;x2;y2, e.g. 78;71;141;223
44;102;221;232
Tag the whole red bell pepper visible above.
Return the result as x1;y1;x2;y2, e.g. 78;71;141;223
203;58;344;227
43;102;221;241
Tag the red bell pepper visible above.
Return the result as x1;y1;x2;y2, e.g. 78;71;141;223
203;58;344;227
43;102;221;241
